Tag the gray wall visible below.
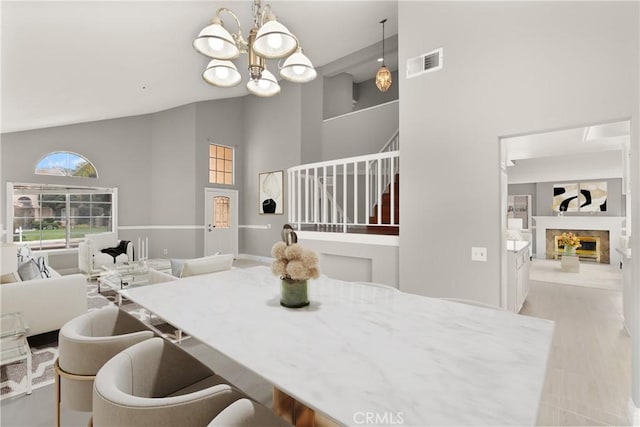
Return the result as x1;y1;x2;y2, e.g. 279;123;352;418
0;97;250;265
1;115;152;229
353;70;399;111
300;76;323;164
322;101;399;160
195;98;245;258
148;104;197;259
323;73;354;119
399;1;639;305
240;81;302;257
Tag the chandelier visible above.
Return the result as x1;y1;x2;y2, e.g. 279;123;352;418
193;0;317;97
375;18;392;93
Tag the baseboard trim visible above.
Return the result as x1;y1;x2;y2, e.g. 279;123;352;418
237;253;274;264
627;398;639;426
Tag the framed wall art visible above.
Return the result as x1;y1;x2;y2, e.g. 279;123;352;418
259;170;283;215
553;181;607;212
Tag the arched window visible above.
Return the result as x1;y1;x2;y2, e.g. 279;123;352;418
35;151;98;178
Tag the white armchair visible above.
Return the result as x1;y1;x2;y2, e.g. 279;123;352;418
78;232;134;276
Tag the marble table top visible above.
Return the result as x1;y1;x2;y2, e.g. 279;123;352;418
123;266;554;426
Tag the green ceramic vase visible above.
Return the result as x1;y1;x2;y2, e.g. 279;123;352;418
280;278;309;308
564;245;576;256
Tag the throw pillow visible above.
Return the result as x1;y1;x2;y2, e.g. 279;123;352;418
17;259;43;281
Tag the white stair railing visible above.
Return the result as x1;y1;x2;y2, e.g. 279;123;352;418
288;150;400;232
369;130;399;215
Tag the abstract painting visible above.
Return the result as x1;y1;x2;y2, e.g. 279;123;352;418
553;183;579;212
553;181;607;212
578;181;607;212
259;170;283;215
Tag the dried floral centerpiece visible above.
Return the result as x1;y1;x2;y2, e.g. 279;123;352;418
271;225;319;308
559;232;581;256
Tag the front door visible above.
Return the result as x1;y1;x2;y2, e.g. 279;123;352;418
204;188;238;257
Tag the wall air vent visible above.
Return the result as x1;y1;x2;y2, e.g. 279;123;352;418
406;48;443;79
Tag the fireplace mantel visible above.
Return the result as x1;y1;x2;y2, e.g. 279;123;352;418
532;216;625;264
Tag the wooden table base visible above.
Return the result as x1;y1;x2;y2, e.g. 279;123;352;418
273;388;335;427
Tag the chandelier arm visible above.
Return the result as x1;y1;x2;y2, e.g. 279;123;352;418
259;3;272;26
216;8;248;51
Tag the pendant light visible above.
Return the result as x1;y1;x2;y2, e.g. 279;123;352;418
375;18;392;93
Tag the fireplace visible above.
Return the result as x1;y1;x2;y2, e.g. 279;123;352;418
533;216;623;266
545;229;610;263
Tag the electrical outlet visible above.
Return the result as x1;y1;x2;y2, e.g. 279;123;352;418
471;247;487;262
163;248;168;255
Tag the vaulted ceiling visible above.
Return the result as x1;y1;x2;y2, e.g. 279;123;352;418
1;1;399;133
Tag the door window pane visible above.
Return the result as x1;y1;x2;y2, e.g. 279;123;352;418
213;197;230;229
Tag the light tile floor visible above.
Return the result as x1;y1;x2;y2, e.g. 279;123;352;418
523;279;630;426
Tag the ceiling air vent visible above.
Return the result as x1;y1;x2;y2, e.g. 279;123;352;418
406;48;443;79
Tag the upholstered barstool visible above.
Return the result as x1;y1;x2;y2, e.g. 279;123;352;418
55;306;154;426
92;337;246;427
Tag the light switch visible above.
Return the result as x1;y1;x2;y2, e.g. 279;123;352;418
471;247;487;262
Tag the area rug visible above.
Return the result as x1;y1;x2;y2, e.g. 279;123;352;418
1;280;182;400
529;259;622;290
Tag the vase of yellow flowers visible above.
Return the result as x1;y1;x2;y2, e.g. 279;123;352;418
560;232;580;256
271;225;320;308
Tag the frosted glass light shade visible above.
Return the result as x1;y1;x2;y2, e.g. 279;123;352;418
375;65;392;92
252;19;297;59
193;22;239;59
246;69;280;97
280;51;317;83
203;60;242;87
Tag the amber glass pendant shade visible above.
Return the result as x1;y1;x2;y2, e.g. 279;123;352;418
376;65;392;92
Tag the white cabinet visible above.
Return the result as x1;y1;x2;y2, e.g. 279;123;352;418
507;240;530;313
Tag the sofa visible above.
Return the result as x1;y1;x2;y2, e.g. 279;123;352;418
1;268;87;337
170;254;235;278
78;232;134;276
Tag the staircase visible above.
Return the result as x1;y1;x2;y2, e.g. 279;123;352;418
368;173;399;235
288;131;399;236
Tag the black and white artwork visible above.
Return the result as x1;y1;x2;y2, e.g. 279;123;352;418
259;170;283;215
553;181;607;212
578;181;607;212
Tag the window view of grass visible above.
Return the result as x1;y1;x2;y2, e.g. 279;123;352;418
13;188;113;249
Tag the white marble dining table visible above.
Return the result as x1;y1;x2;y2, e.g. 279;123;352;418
122;266;554;426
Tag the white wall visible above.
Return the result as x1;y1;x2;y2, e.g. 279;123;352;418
398;2;638;307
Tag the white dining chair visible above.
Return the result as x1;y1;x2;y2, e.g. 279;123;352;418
55;306;154;427
208;398;292;427
93;337;246;427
